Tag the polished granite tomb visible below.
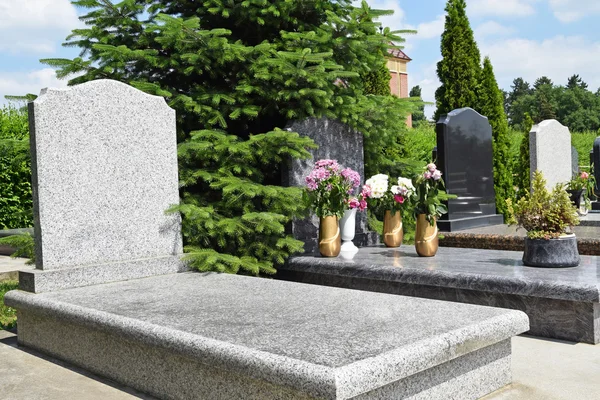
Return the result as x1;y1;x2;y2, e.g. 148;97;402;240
5;272;529;400
280;246;600;344
435;108;504;231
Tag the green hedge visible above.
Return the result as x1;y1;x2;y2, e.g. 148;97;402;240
0;280;18;330
0;106;32;229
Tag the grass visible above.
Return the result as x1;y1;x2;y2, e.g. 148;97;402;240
0;280;18;330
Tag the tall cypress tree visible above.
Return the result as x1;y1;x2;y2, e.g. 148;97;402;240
479;57;513;216
434;0;482;121
40;0;416;274
409;85;426;125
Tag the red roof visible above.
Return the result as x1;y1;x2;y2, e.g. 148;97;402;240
387;47;411;61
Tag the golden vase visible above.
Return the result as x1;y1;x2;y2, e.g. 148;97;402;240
415;214;439;257
319;216;341;257
383;210;403;248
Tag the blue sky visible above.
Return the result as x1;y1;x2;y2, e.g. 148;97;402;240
2;0;600;118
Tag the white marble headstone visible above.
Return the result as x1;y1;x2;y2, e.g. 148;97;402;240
24;80;184;291
529;120;572;190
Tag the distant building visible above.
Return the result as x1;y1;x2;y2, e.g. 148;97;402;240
387;47;412;127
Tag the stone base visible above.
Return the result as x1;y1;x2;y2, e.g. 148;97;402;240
302;231;379;255
281;246;600;344
6;272;528;399
19;255;187;293
438;214;504;232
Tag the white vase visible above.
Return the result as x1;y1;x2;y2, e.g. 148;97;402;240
339;209;358;258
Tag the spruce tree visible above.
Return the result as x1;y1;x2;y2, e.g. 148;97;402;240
479;57;513;216
362;60;391;95
434;0;481;121
41;0;417;274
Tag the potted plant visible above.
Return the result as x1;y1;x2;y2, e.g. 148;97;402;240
506;171;580;268
305;159;361;257
364;174;415;248
567;171;595;216
413;163;454;257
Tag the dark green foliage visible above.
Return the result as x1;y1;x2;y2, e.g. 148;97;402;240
409;85;426;125
45;0;417;274
0;106;33;229
514;113;534;198
0;233;35;263
0;280;18;330
434;0;481;121
506;74;600;132
479;57;513;217
362;61;391;95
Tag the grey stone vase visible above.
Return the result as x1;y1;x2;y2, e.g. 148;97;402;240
522;234;580;268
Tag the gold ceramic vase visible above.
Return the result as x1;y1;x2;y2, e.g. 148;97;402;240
383;210;403;248
415;214;439;257
319;216;341;257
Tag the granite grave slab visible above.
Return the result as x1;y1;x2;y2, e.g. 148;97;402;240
281;246;600;344
530;120;572;190
6;272;528;400
435;108;503;231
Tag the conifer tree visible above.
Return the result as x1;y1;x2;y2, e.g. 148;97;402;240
515;112;534;198
362;60;391;95
434;0;481;120
479;57;513;216
409;85;426;125
41;0;417;274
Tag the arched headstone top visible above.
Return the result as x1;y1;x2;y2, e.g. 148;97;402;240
29;79;182;275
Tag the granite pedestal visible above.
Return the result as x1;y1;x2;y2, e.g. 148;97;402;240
280;246;600;344
5;273;528;400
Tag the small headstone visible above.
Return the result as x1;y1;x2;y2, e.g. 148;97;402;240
435;108;503;231
572;146;579;177
283;117;378;253
529;120;572;190
22;80;184;292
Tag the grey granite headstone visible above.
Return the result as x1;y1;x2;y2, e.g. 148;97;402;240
436;108;503;231
571;146;579;177
529;120;572;190
283;117;378;253
22;79;185;292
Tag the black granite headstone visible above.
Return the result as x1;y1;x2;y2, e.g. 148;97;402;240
571;146;579;177
436;108;504;231
592;137;600;208
282;117;378;253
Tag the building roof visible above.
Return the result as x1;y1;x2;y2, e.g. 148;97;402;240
387;47;411;61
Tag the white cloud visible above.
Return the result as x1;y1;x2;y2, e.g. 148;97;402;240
468;0;539;17
0;0;79;53
475;21;516;38
414;15;445;40
0;68;68;105
480;35;600;92
548;0;600;23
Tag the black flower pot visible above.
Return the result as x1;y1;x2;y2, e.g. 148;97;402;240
566;189;584;209
523;234;580;268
